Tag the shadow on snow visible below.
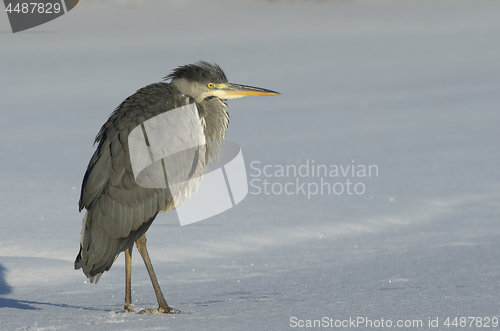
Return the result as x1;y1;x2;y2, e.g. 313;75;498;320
0;263;38;310
0;263;110;311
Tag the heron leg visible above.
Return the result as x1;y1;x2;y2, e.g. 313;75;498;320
123;247;134;312
135;233;175;313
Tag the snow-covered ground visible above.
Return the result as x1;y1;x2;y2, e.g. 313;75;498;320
1;0;500;329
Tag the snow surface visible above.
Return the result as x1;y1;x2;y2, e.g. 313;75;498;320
1;0;500;330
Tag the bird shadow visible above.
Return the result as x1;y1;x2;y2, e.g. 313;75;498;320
0;298;114;311
0;263;38;310
0;263;109;311
0;264;11;296
0;297;39;310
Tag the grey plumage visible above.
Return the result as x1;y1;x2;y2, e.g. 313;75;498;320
76;64;228;280
74;61;279;312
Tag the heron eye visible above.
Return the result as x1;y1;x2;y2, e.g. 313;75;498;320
207;83;214;88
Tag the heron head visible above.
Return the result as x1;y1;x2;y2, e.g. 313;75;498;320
166;61;280;103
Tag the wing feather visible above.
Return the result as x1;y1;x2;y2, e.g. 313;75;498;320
75;82;209;279
110;146;125;186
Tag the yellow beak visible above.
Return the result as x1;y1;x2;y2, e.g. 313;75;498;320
207;83;281;99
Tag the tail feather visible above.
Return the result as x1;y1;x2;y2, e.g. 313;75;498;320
74;246;83;270
75;209;157;282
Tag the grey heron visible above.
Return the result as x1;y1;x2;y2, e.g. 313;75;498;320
74;61;280;313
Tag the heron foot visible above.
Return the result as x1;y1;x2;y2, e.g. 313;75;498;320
118;304;181;314
117;303;140;313
139;306;182;314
